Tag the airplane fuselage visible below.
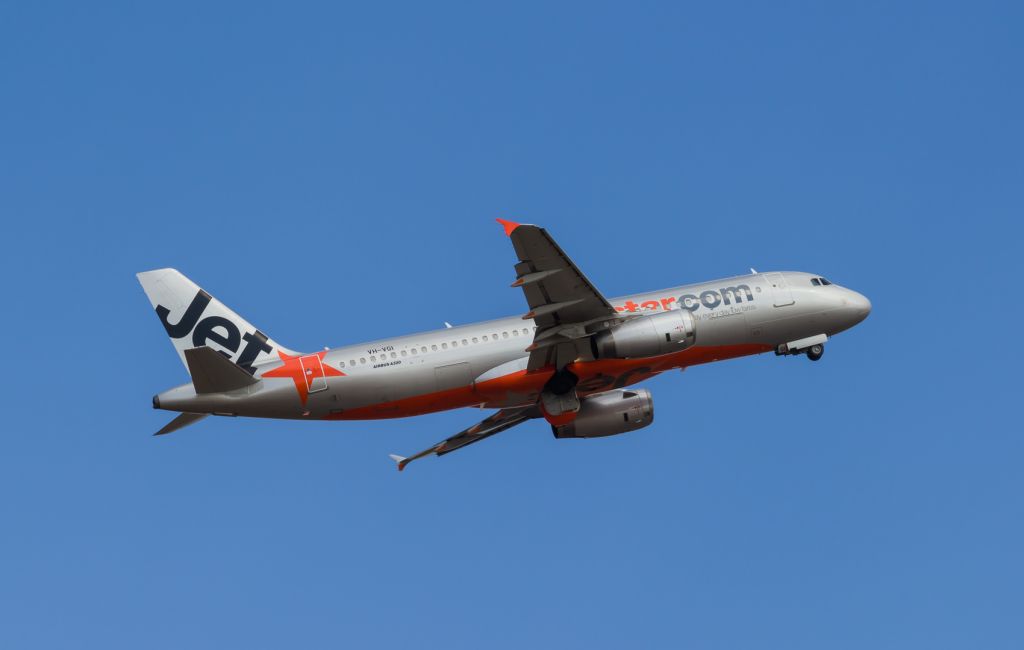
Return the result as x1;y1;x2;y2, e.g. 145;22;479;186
154;271;871;421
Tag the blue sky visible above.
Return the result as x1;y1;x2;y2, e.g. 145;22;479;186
1;1;1021;648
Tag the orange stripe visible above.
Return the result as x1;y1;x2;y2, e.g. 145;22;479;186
327;343;772;420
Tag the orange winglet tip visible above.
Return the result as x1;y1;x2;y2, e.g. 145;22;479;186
495;218;521;236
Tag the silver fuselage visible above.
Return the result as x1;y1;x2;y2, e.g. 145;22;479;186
155;271;870;420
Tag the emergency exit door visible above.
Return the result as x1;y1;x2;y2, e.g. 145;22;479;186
300;354;329;393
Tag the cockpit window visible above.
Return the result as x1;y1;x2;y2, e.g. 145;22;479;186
810;278;821;286
820;277;832;285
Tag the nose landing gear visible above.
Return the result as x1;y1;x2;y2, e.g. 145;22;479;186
775;334;828;361
770;335;827;360
806;343;824;361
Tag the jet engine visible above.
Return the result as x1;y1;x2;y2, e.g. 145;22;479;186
552;388;654;439
592;310;697;359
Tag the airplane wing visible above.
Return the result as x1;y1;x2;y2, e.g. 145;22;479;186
497;219;619;371
389;406;539;471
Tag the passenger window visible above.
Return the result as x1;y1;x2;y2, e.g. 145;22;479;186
522;328;529;336
512;330;519;337
462;339;468;345
349;360;355;366
442;343;448;350
391;352;397;359
421;346;427;353
451;341;457;348
482;335;489;341
370;355;376;362
492;333;498;340
431;345;438;351
339;361;345;368
360;358;366;364
472;337;478;344
502;331;509;338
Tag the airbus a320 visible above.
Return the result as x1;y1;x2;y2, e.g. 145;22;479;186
140;220;871;470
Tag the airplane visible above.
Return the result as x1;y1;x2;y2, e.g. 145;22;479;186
139;219;871;471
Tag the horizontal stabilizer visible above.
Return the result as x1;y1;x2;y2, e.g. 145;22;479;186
185;346;260;394
154;412;208;436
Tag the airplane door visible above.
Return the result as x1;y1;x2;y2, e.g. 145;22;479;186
765;272;795;307
300;354;329;394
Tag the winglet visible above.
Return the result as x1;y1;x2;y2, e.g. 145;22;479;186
495;218;521;236
388;454;408;472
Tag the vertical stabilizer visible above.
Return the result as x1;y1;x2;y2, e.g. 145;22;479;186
137;268;294;373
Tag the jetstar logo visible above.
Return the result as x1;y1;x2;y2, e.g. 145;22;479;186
156;290;273;375
614;284;755;313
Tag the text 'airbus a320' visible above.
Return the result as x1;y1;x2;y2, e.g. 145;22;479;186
140;219;871;470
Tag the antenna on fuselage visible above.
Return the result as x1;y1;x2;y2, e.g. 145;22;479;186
750;267;758;274
444;321;453;329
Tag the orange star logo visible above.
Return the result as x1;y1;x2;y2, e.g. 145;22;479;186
260;350;345;405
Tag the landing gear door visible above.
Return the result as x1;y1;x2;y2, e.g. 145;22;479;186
765;272;795;307
300;354;329;393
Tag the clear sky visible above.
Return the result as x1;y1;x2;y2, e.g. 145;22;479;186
1;1;1021;648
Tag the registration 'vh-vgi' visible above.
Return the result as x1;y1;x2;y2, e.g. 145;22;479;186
140;220;871;470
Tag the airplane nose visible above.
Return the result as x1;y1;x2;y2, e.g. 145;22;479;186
846;290;872;324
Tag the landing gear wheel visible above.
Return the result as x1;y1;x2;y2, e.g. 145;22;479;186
807;344;824;361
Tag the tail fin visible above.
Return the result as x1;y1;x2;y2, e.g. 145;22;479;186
137;268;294;373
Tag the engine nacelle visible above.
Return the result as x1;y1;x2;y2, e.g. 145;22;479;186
593;309;697;359
552;388;654;439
